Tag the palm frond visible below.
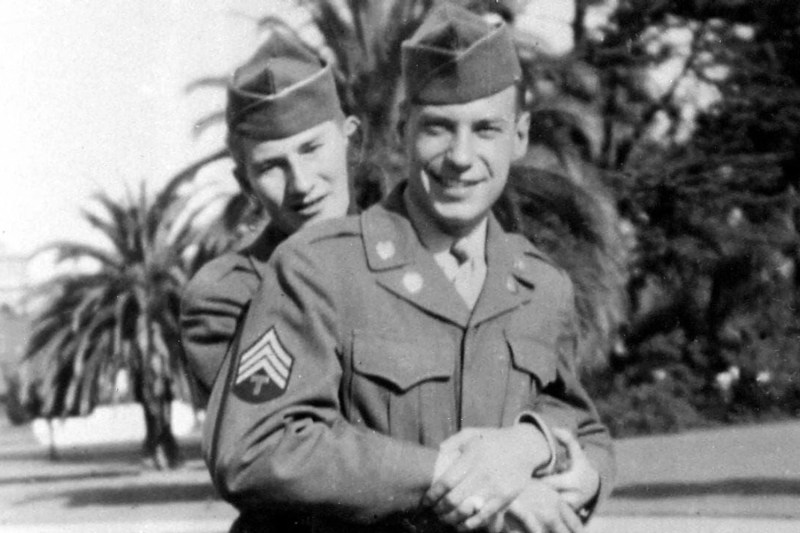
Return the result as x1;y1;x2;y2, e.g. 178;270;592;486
32;241;122;270
191;111;226;138
154;148;229;217
185;76;228;93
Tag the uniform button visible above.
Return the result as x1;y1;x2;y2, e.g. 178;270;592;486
514;259;526;270
506;276;518;293
376;240;395;260
403;271;423;294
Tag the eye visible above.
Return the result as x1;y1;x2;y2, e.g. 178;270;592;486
475;122;503;138
423;124;447;135
255;161;279;175
419;118;451;136
299;140;324;155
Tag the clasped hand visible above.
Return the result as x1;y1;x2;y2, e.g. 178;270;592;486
425;426;595;532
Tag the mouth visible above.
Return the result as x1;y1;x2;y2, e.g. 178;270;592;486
428;169;484;191
291;194;326;217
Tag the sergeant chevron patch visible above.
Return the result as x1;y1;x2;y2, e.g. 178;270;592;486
232;327;294;403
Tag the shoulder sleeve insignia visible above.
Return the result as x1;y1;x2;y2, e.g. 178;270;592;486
232;327;294;403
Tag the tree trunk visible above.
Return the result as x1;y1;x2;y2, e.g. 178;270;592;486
141;397;182;469
133;373;181;469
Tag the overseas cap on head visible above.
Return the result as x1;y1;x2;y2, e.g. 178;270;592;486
402;2;521;104
227;32;344;141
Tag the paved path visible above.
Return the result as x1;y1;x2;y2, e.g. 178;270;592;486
1;417;799;532
590;516;800;532
603;420;800;520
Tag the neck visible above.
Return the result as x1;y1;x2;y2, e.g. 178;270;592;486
402;185;487;253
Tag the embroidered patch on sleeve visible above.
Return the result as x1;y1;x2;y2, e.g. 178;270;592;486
232;327;294;403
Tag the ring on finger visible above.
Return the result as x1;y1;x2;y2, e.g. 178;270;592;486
463;495;486;516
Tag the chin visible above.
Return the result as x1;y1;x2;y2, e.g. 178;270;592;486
432;203;478;223
433;212;482;235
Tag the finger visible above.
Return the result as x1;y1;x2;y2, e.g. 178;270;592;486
434;448;500;518
541;471;581;494
439;494;485;526
441;427;482;453
426;454;474;508
485;512;506;533
536;503;573;533
548;515;572;533
433;481;476;517
461;496;506;531
551;428;582;457
541;469;576;492
556;490;582;510
509;508;543;533
433;462;482;515
559;502;584;533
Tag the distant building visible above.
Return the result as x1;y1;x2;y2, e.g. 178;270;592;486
0;307;31;398
0;254;31;398
0;254;29;312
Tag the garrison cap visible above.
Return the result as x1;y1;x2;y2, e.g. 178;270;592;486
226;32;344;140
401;2;521;104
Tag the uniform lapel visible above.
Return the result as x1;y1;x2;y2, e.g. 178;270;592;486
470;216;536;326
362;195;471;329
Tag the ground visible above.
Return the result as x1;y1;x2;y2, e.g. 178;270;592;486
1;416;799;532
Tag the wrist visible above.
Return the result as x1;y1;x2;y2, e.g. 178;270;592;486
515;412;557;476
513;422;550;474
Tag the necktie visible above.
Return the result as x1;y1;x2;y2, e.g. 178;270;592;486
450;241;485;310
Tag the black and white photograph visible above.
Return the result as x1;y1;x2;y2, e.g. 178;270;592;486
1;1;799;532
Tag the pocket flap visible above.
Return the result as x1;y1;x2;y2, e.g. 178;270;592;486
505;333;557;387
353;331;453;392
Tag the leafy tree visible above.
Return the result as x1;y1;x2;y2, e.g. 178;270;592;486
19;182;207;468
584;0;800;433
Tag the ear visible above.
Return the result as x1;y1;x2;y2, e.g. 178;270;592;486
512;110;530;161
395;100;410;146
343;115;361;140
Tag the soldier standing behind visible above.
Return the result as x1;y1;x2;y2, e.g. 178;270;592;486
180;32;360;400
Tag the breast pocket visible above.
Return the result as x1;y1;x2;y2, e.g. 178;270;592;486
504;333;558;412
349;330;455;443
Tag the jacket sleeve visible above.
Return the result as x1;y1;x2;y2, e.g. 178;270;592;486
525;271;616;510
203;240;438;524
180;257;258;397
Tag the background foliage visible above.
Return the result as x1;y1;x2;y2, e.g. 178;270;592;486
177;0;800;436
14;0;800;446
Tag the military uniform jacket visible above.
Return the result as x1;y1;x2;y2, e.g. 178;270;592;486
181;224;287;397
204;187;614;532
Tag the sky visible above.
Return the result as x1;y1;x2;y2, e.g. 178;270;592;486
0;1;304;258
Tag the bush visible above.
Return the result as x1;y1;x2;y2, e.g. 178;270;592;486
592;373;707;438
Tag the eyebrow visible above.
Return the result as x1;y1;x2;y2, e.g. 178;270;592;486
417;111;510;127
475;117;509;126
298;133;325;151
250;132;326;166
417;114;454;126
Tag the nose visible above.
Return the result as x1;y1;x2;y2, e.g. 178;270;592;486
285;154;314;195
445;129;474;171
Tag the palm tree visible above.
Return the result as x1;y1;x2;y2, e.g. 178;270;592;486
19;182;206;469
